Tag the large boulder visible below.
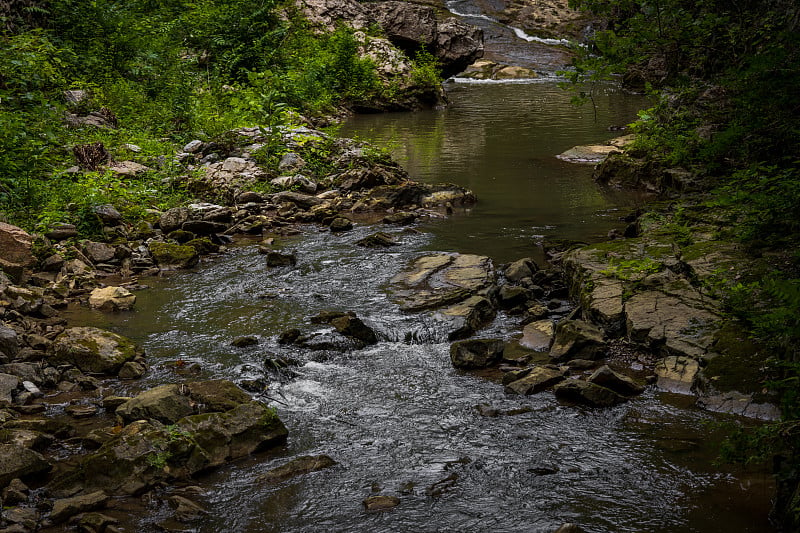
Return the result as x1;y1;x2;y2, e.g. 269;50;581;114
0;444;51;488
52;400;287;496
295;0;371;32
450;338;504;369
52;327;139;375
433;18;485;76
439;295;496;340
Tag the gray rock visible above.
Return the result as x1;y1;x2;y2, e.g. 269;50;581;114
93;204;123;225
271;174;317;194
183;140;204;153
450;338;504;369
272;191;323;210
182;219;228;235
44;223;78;241
497;285;532;309
356;232;399;248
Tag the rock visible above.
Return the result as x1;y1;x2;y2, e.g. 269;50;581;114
65;404;98;418
237;191;263;204
588;365;645;396
52;327;139;375
363;495;400;512
181;219;228;235
554;524;586;533
44;223;78;241
160;207;190;233
329;217;354;232
117;361;146;379
2;506;38;530
148;241;199;268
434;18;485;76
440;295;496;340
197;157;267;195
391;253;495;312
296;0;372;33
1;478;29;505
185;380;252;412
505;366;566;395
549;320;606;362
0;327;19;361
109;160;150;177
232;336;259;348
0;223;35;269
168;495;207;522
266;251;297;267
0;444;51;488
358;182;475;211
258;455;337;483
83;241;116;264
382;212;417;225
272;191;323;210
505;258;537;282
271;175;317;194
54;402;287;496
330;314;377;345
497;285;532;309
78;512;119;532
115;384;194;425
370;1;437;49
654;356;700;394
278;152;307;172
356;232;399;248
556;136;634;164
450;338;504;369
697;391;780;420
625;290;719;360
553;379;627;407
0;428;53;451
88;286;136;311
520;320;555;351
49;490;109;524
183;140;204;153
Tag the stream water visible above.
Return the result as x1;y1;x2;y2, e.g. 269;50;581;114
62;6;776;533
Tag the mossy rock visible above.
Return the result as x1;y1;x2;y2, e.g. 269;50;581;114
149;241;199;268
701;323;769;396
186;237;220;255
52;327;139;375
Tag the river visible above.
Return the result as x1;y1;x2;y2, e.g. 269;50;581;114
62;6;775;532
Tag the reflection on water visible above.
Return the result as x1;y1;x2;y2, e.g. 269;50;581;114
340;81;650;263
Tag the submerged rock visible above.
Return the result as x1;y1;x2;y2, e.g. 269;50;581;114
363;494;400;512
258;455;337;483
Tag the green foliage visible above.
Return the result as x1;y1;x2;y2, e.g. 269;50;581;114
600;257;663;280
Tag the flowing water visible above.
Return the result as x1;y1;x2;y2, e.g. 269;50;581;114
62;6;776;532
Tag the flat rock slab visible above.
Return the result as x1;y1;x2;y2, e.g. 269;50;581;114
697;391;780;421
391;253;496;312
556;135;634;164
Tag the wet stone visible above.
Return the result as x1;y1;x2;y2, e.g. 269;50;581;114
65;404;98;418
363;495;400;512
